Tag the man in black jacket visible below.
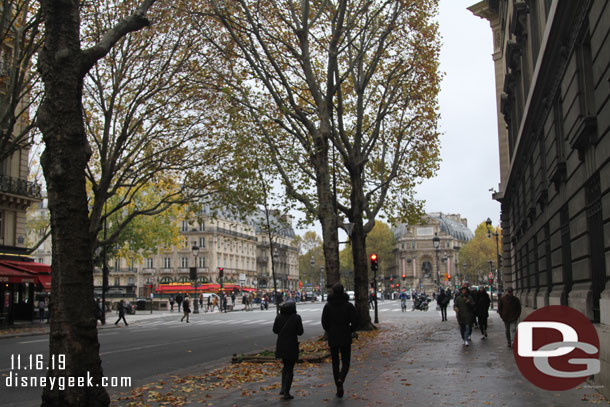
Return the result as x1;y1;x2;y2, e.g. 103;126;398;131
321;283;357;398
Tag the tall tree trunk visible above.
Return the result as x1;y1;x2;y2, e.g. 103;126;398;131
38;3;108;406
312;133;340;294
349;170;374;330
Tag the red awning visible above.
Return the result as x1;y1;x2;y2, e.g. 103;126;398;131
0;263;37;284
3;260;51;274
37;274;52;291
0;261;52;290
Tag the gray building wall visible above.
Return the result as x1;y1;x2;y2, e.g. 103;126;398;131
471;0;610;396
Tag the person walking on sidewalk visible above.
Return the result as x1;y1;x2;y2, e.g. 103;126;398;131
322;283;358;398
181;295;191;323
95;298;104;325
475;286;491;338
38;297;46;322
169;295;175;312
273;301;304;400
453;286;474;346
176;294;183;313
498;287;521;348
115;299;128;326
437;289;450;321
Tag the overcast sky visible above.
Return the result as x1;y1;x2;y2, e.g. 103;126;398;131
295;0;501;237
415;0;501;231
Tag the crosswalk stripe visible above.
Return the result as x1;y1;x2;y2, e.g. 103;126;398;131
243;319;267;325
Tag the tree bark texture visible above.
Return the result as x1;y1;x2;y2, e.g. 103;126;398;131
312;131;340;293
37;1;108;406
349;169;374;330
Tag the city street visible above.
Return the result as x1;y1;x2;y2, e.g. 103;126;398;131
3;300;607;406
1;300;410;406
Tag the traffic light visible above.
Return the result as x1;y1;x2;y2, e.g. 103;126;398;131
218;267;224;278
370;253;378;271
390;276;393;282
448;274;452;282
395;283;399;288
402;273;406;280
488;272;493;284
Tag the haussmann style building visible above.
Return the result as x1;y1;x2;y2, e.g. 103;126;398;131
470;0;610;395
393;213;474;294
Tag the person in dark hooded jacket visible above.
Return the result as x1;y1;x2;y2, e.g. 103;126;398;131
272;301;304;400
321;283;357;398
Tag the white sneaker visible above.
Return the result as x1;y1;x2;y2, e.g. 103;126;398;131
464;340;469;346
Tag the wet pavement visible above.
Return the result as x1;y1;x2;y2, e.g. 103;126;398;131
108;309;608;406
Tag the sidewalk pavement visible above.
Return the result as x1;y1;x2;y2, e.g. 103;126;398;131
110;312;609;407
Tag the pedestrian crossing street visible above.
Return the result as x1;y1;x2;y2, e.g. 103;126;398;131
120;302;454;332
125;317;322;331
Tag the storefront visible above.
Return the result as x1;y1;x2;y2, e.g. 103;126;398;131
0;260;51;325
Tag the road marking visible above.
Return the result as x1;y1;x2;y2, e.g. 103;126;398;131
18;338;48;344
242;319;267;325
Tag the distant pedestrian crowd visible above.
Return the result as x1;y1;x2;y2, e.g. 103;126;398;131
444;284;521;347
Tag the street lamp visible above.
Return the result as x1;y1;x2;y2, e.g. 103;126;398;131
463;262;467;287
432;233;441;292
192;245;199;314
486;217;503;298
310;256;315;297
319;266;325;301
488;259;494;309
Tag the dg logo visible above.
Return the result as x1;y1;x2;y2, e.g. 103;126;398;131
514;305;600;391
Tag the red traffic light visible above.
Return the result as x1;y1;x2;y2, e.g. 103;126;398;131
395;283;399;287
390;277;393;281
402;273;406;279
370;253;378;261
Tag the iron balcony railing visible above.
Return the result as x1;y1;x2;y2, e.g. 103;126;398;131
0;175;42;199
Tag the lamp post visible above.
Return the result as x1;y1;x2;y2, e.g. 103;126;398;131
319;266;325;301
486;217;503;299
488;259;494;309
192;245;199;314
310;256;315;298
463;262;467;287
433;233;441;293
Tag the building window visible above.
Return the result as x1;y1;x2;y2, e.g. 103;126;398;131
114;277;120;286
163;257;171;268
181;257;188;268
114;259;120;271
199;256;206;268
128;277;135;286
199;221;205;231
146;258;153;269
181;221;188;232
199;237;205;248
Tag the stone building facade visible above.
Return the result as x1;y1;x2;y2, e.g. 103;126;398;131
80;206;299;296
470;0;610;396
394;213;473;293
255;212;299;291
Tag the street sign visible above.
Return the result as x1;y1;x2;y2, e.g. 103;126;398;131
239;273;246;282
